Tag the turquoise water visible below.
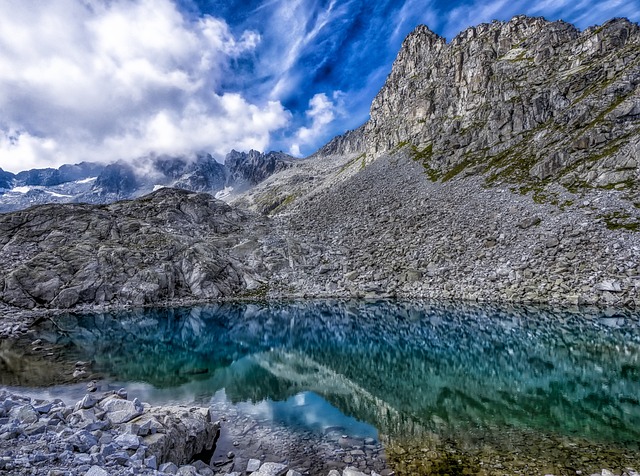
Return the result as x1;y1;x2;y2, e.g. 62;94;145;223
5;300;640;471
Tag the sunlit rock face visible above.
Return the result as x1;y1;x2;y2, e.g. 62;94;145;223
323;16;639;190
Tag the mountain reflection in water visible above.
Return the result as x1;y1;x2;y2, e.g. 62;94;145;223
16;300;640;451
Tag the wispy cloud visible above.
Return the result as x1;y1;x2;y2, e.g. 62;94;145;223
1;0;637;172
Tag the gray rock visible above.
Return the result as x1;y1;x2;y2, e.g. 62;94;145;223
114;433;140;449
100;396;143;424
517;217;541;229
159;462;179;474
100;443;118;457
254;462;288;476
76;394;98;410
74;454;92;465
177;465;199;475
192;460;214;476
9;404;39;424
145;455;158;470
33;402;53;414
596;280;623;292
247;459;262;472
343;468;368;476
0;188;268;309
66;429;98;452
545;237;560;248
85;466;109;476
140;406;219;466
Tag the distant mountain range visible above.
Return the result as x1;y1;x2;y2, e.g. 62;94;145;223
0;150;294;212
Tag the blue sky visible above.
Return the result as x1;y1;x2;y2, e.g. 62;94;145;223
0;0;638;172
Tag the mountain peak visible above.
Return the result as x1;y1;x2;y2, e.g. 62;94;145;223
324;15;639;192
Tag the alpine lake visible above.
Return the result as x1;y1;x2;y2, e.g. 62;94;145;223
1;300;639;475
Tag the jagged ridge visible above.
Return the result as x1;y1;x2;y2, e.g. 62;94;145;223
323;16;639;195
0;150;295;212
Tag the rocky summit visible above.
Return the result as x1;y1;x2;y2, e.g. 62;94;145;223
0;15;639;313
232;15;640;308
321;15;640;191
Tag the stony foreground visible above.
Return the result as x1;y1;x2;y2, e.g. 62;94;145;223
0;390;391;476
0;387;638;476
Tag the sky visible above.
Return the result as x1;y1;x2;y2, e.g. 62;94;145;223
0;0;638;172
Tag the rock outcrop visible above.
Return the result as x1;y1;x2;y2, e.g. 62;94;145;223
0;168;12;191
0;390;220;475
0;188;275;309
224;150;295;188
325;16;640;192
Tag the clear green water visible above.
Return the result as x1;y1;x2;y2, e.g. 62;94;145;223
4;300;640;473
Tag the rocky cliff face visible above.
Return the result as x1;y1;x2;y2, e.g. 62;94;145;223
327;16;639;194
227;16;640;308
224;150;294;187
0;188;282;309
0;168;13;190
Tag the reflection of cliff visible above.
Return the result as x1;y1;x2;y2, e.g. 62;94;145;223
34;300;640;445
249;350;429;439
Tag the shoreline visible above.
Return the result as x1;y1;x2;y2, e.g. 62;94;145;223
2;294;638;341
1;386;638;476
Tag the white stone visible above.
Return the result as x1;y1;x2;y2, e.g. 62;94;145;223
343;467;368;476
144;455;158;470
100;396;143;424
256;462;288;476
159;462;179;474
85;466;109;476
595;280;622;292
9;405;38;424
177;465;199;476
115;433;140;449
247;459;261;472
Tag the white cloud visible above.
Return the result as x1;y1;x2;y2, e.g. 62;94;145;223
0;0;289;173
289;92;343;156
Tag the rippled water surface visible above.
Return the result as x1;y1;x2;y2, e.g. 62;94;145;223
3;300;640;474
